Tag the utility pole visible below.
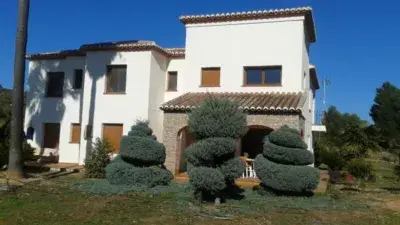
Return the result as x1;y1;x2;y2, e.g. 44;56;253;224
322;77;331;112
8;0;30;179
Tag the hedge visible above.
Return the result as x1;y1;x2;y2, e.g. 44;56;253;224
268;126;307;149
188;98;248;139
188;167;226;194
254;154;320;193
119;136;166;166
263;139;314;165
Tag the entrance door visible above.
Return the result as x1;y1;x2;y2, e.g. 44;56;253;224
43;123;61;149
178;126;196;173
102;124;123;153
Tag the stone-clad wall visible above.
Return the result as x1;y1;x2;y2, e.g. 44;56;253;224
163;112;302;174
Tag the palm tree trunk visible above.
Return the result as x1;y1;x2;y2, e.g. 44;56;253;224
7;0;30;179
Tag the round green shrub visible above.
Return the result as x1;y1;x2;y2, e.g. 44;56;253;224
218;157;246;182
186;138;236;166
268;127;307;149
254;154;320;193
106;160;173;187
263;138;314;165
188;167;226;194
130;120;153;136
106;120;172;186
186;142;214;167
127;130;156;140
188;98;248;139
119;136;166;165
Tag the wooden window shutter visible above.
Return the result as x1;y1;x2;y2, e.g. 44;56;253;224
103;124;123;153
70;124;81;143
201;68;220;87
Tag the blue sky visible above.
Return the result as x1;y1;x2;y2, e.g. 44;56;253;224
1;0;399;122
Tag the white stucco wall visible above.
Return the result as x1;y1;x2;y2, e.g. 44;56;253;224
300;27;313;152
183;17;305;93
25;57;85;163
78;51;154;163
148;52;168;142
165;58;185;101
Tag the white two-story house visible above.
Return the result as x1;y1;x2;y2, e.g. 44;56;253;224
25;7;324;175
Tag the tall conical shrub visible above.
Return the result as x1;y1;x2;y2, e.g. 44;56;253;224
105;120;173;187
186;98;248;203
254;125;320;195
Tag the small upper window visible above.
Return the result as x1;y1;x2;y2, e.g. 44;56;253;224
244;66;282;86
73;69;83;89
201;67;220;87
167;71;178;91
106;65;127;94
46;72;64;97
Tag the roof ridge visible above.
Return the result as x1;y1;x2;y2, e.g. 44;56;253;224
180;6;312;19
180;6;316;43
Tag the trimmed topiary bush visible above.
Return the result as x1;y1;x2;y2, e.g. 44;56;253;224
186;97;247;204
105;120;173;187
255;125;320;196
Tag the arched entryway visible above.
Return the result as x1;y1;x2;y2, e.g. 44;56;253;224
241;125;273;159
176;126;196;174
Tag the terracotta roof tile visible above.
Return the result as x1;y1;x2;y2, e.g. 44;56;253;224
180;7;316;42
161;92;306;112
26;41;185;60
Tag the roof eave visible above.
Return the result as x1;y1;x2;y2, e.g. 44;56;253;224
310;66;320;90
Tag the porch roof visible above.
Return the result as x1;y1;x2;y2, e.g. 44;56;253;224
160;91;307;113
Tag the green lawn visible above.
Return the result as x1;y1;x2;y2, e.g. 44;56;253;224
1;173;400;225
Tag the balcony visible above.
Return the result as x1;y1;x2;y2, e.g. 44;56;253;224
312;110;327;132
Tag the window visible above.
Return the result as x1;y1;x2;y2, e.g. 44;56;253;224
26;127;34;140
70;123;81;143
243;66;282;86
167;71;178;91
43;123;60;148
46;72;64;97
105;65;127;94
201;67;220;87
73;69;83;89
